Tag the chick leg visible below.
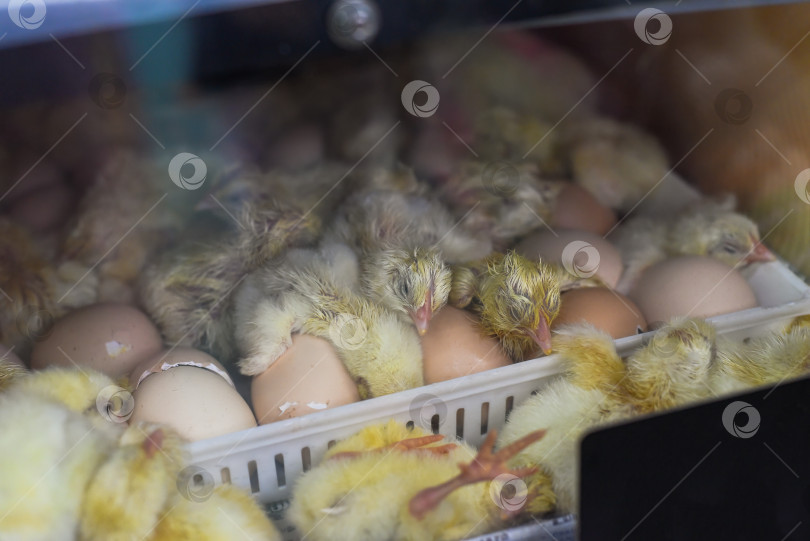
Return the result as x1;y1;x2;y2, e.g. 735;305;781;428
409;429;546;519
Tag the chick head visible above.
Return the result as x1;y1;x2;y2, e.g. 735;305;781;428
10;367;115;413
479;251;561;357
671;205;774;267
625;318;718;410
366;248;451;335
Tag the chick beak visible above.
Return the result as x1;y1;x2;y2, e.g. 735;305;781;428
412;291;433;336
745;237;776;264
530;318;553;356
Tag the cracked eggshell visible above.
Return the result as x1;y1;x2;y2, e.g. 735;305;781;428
421;307;511;384
30;303;162;378
252;334;360;425
515;229;623;289
552;287;647;339
130;348;256;441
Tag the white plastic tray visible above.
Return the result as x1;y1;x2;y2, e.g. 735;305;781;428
187;257;810;540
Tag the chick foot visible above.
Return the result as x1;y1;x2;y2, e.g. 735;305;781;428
408;428;546;519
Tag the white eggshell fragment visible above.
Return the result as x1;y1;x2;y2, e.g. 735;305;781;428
629;256;758;325
516;229;623;288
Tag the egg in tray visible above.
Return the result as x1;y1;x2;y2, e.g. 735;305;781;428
1;26;807;541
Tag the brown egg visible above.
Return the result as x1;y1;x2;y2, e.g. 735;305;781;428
252;334;360;425
629;256;758;325
551;183;617;235
515;229;623;288
0;344;25;368
130;348;256;441
30;303;162;378
421;307;511;384
553;287;647;339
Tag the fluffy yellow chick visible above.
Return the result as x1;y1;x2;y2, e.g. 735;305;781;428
560;116;670;212
139;199;320;361
499;318;718;513
233;243;423;398
711;326;810;396
452;251;562;361
80;424;281;541
288;420;544;541
328;188;490;334
361;247;451;335
439;160;566;250
614;198;774;294
0;369;124;540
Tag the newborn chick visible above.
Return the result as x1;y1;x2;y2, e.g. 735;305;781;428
329;188;488;334
288;420;545;541
139;199;320;361
80;424;281;541
613;198;774;294
499;318;718;513
233;243;423;398
0;369;124;541
451;251;562;361
711;326;810;396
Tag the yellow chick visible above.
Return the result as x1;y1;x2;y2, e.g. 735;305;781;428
452;251;562;361
361;247;451;335
139;199;320;361
233;243;423;398
614;198;774;294
560;116;670;213
0;358;26;391
288;420;544;541
711;326;810;396
439;160;566;250
80;423;281;541
499;318;718;513
0;369;124;540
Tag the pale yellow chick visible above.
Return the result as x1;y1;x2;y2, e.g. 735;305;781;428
288;420;544;541
613;198;774;294
80;424;281;541
499;318;718;513
0;369;124;541
233;243;423;398
452;251;562;361
711;326;810;396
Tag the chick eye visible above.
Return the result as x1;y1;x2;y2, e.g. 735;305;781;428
720;243;739;254
400;281;410;298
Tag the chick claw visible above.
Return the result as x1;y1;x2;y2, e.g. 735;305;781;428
409;429;546;520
